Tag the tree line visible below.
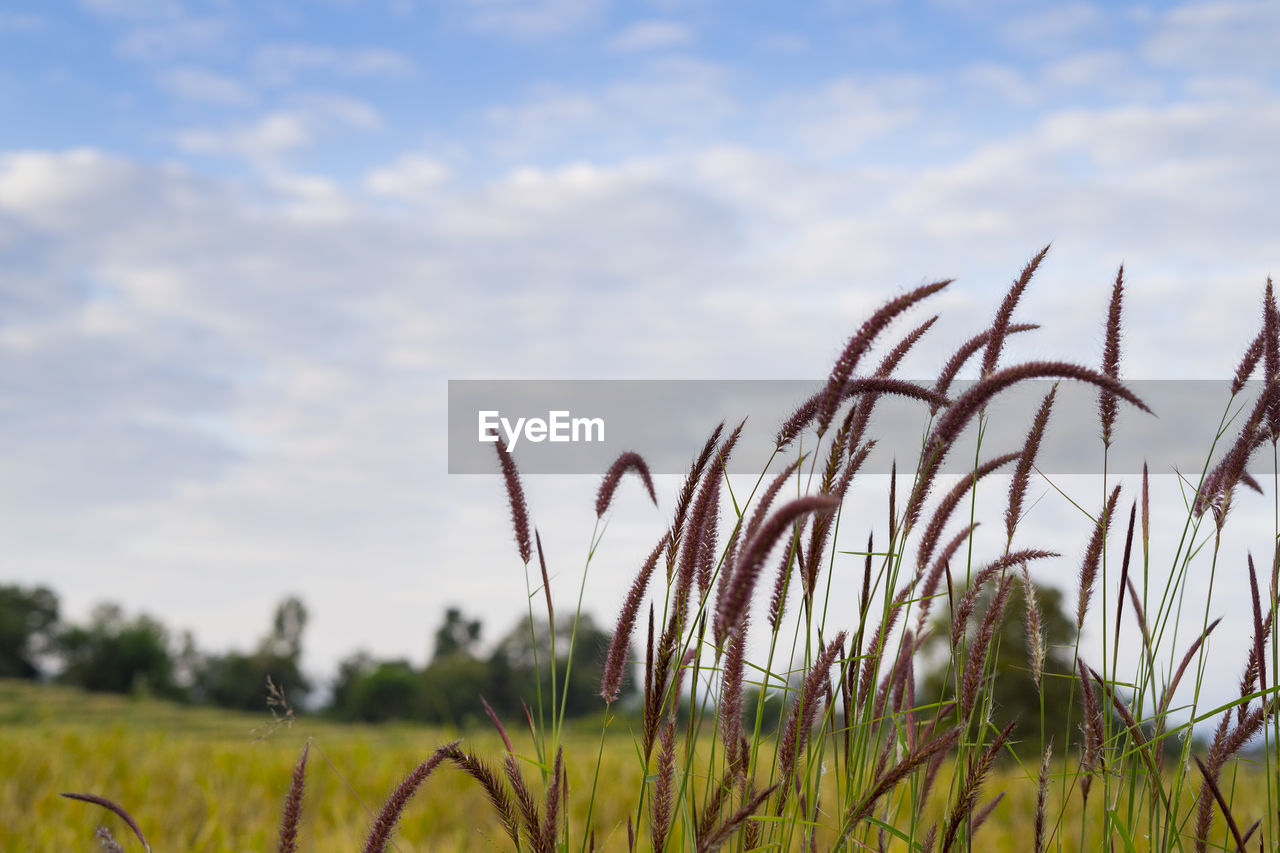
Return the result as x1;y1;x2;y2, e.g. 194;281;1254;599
0;585;631;725
2;579;1112;752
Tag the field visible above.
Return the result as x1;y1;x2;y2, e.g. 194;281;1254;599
3;680;1270;852
9;261;1280;852
1;680;638;851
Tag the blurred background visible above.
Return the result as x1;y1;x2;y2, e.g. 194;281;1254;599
0;0;1277;718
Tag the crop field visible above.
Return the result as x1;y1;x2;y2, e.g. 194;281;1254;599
2;680;1269;852
8;262;1280;852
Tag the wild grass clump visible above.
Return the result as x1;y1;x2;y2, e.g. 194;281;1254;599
65;249;1280;851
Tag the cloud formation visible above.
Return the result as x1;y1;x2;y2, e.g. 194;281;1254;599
2;0;1278;714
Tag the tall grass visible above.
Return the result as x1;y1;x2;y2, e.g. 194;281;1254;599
64;254;1279;851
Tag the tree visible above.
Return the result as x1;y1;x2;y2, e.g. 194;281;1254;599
262;596;308;661
420;653;492;725
486;613;629;720
57;604;177;697
919;576;1079;754
350;660;424;723
0;585;59;679
191;596;311;710
432;607;483;662
329;651;376;719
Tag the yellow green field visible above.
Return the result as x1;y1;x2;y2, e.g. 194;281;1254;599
1;679;1269;851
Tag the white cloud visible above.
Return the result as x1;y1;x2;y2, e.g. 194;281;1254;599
998;3;1106;49
178;113;314;160
79;0;185;19
364;154;452;201
765;75;928;157
176;97;381;163
607;19;694;52
4;62;1280;689
117;15;229;60
158;66;254;106
252;43;417;85
1144;0;1280;73
454;0;605;38
956;63;1041;106
483;58;735;157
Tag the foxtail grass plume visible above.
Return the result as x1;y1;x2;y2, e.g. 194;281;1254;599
972;793;1005;836
1006;385;1057;545
777;632;846;800
542;749;564;853
960;574;1014;720
595;451;657;517
696;786;777;853
601;534;667;702
980;244;1050;378
1232;329;1265;396
777;378;949;449
494;440;532;564
362;744;456;853
1020;563;1045;695
1077;485;1122;630
917;452;1019;573
914;523;977;634
1034;744;1052;853
765;530;803;633
905;361;1149;530
718;623;749;774
1265;277;1279;439
1099;265;1124;447
836;728;960;844
277;742;309;853
503;752;541;848
940;720;1017;853
668;422;724;570
714;496;839;637
651;718;677;852
950;550;1057;651
1158;616;1222;720
1194;755;1251;853
933;322;1039;413
1076;657;1104;806
815;279;951;437
94;827;125;853
1087;665;1171;810
60;794;152;853
436;745;521;851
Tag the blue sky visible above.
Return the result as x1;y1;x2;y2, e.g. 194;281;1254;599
2;0;1279;714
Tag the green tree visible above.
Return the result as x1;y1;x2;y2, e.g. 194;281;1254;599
192;596;311;710
57;604;177;697
329;650;376;719
0;585;59;679
350;660;425;723
486;613;628;720
432;606;483;661
420;653;493;725
919;576;1079;754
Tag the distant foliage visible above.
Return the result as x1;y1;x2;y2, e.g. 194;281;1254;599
56;604;177;698
0;584;59;678
328;609;629;725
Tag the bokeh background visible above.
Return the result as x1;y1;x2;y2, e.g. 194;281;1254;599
2;0;1277;714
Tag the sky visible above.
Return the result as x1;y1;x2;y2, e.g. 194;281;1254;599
2;0;1279;716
